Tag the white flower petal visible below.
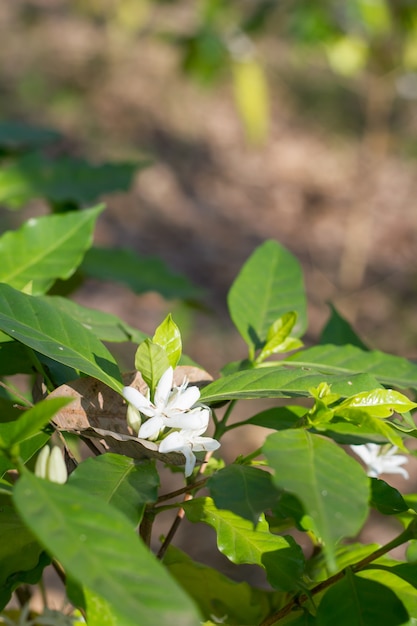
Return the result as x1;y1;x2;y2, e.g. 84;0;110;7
154;367;174;408
123;386;152;412
158;431;185;453
167;408;210;430
139;416;164;440
168;385;200;411
190;436;221;453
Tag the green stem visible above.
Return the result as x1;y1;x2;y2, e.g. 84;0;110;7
26;347;55;393
214;400;237;439
260;522;416;626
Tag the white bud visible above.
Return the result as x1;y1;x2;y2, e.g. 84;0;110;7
126;404;142;434
35;445;68;484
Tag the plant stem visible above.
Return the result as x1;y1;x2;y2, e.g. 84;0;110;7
156;477;207;503
259;523;416;626
156;451;214;560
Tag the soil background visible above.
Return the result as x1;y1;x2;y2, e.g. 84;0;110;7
2;0;417;612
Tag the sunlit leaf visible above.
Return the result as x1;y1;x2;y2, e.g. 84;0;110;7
153;314;182;369
0;206;103;294
184;497;305;591
227;241;307;358
263;430;369;571
135;339;170;397
0;283;123;392
13;472;200;626
232;58;269;144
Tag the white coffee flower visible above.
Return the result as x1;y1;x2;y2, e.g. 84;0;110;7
123;366;208;440
35;445;68;484
351;443;409;479
159;427;221;477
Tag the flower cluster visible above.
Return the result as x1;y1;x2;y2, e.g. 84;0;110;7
351;443;409;480
123;367;220;476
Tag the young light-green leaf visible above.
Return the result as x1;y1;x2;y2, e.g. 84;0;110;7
227;241;307;357
0;206;104;295
0;283;123;392
13;473;200;626
184;497;305;591
256;311;302;363
263;430;369;572
135;339;170;397
153;314;182;369
337;389;417;416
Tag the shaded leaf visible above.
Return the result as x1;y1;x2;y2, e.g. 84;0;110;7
0;283;123;392
244;405;308;429
316;570;408;626
370;478;408;516
208;465;280;525
0;153;142;208
263;430;369;571
13;472;201;626
0;206;103;294
184;497;305;591
0;121;60;157
165;545;281;626
320;304;368;350
68;454;159;526
82;246;201;300
227;241;307;357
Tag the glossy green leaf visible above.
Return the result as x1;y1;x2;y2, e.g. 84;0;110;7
337;389;416;416
359;568;417;623
0;206;103;295
82;246;201;300
153;314;182;369
335;409;405;449
0;283;123;392
84;587;119;626
44;296;146;344
200;367;380;404
135;339;170;397
263;430;369;571
13;472;200;626
370;478;408;516
0;497;45;610
208;465;280;525
68;454;159;527
0;153;141;208
0;397;71;449
286;344;417;391
227;241;307;357
164;545;281;626
184;497;305;591
320;304;368;350
316;570;408;626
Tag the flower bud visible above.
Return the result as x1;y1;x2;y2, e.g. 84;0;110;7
126;404;142;434
35;445;68;484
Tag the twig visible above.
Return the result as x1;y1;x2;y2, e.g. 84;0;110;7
156;451;214;560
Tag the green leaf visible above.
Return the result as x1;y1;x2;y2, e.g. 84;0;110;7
135;339;170;397
68;454;159;527
336;410;405;449
200;367;380;404
184;497;305;591
13;472;200;626
0;206;104;295
164;545;281;626
227;241;307;357
153;314;182;368
0;397;71;449
0;497;45;610
286;344;417;391
0;153;142;208
320;304;368;350
263;430;369;572
82;246;201;300
0;121;60;157
256;312;303;364
0;283;123;392
244;405;308;429
44;296;147;344
315;570;408;626
84;587;119;626
359;568;417;623
337;389;417;417
0;338;35;375
208;465;280;525
370;478;408;516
